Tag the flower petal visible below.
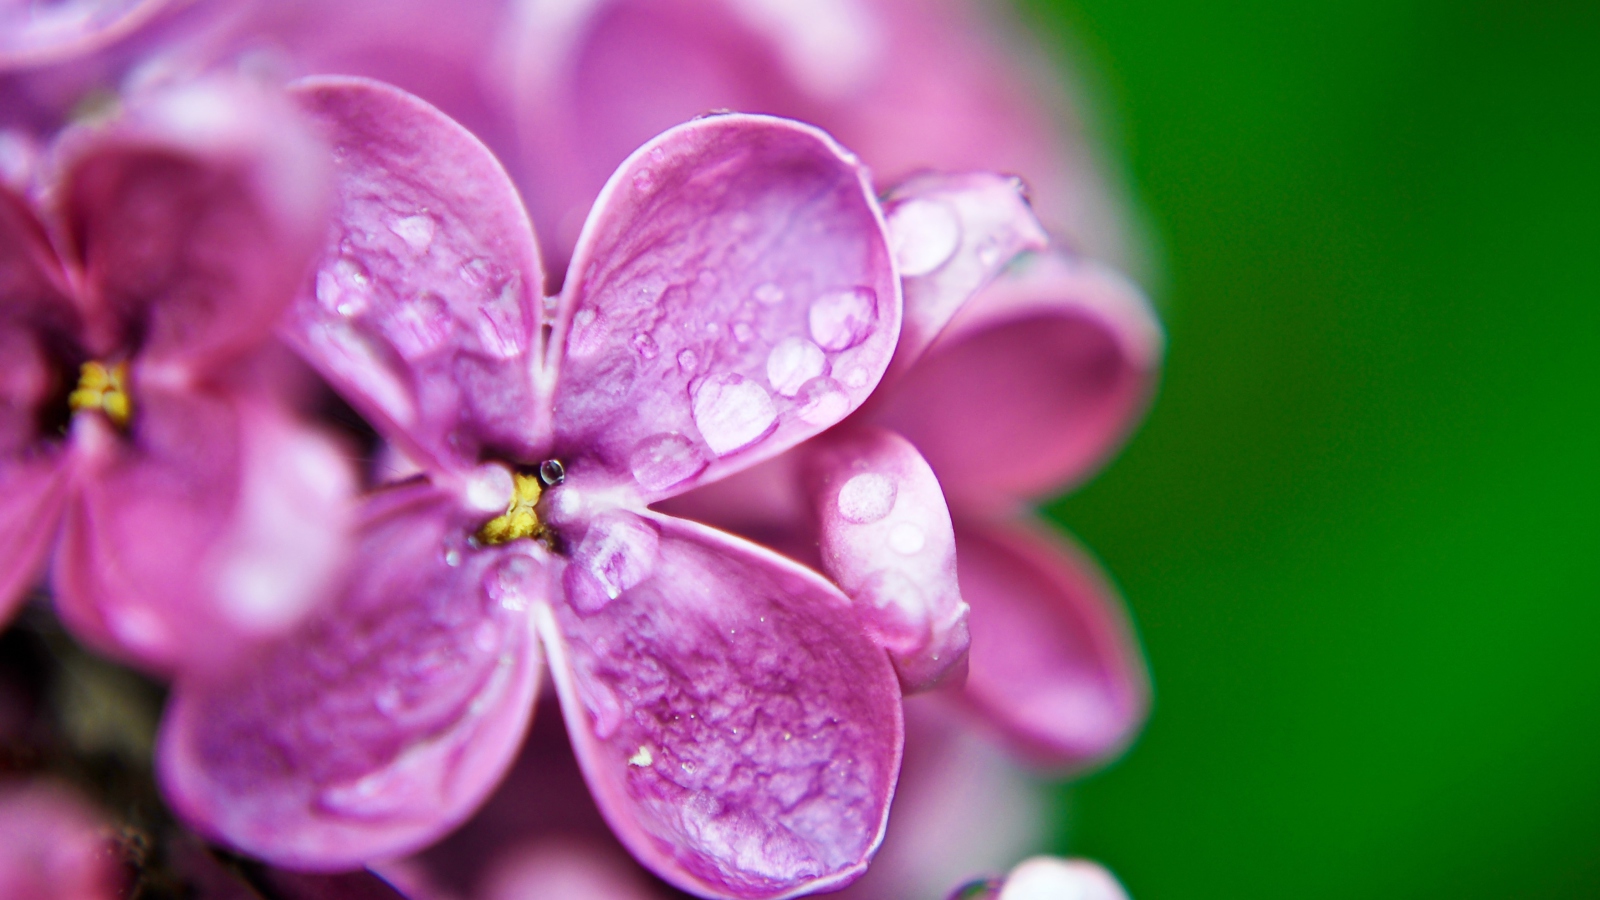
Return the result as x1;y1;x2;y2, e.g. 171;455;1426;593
0;186;73;327
955;517;1149;770
58;76;329;368
539;512;902;899
283;76;549;474
872;253;1162;506
0;0;170;70
0;454;67;628
0;780;123;900
551;114;899;502
802;425;968;693
879;172;1048;379
52;382;354;675
997;857;1130;900
158;481;546;870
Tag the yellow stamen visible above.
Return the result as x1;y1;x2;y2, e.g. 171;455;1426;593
477;472;544;545
67;361;132;428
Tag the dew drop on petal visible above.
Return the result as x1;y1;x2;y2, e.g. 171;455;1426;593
629;432;708;492
676;349;698;373
887;198;962;276
389;214;436;252
567;511;661;613
838;473;897;524
631;331;659;359
889;522;926;555
691;373;778;456
633;168;655;192
809;287;877;351
753;282;785;305
794;376;850;426
765;336;827;397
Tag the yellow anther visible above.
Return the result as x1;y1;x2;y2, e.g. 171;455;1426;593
477;472;544;545
67;361;132;428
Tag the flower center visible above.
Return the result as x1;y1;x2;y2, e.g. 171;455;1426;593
475;460;566;546
66;361;132;428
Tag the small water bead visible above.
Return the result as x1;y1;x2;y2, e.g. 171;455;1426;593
808;287;877;351
794;376;849;426
389;214;436;252
691;373;778;456
443;549;461;568
753;282;785;305
632;168;656;193
886;197;962;276
676;349;698;373
538;459;566;486
888;522;926;555
837;473;897;524
765;336;827;397
629;432;708;492
630;331;659;359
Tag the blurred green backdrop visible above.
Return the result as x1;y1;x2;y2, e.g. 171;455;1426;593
1013;0;1600;897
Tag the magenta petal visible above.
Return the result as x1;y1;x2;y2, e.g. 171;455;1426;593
0;780;123;900
802;425;968;693
873;253;1162;506
0;0;169;70
0;186;73;327
158;482;546;870
879;172;1048;379
550;114;899;501
0;455;67;627
59;77;328;367
955;518;1148;770
541;513;902;899
285;77;549;473
52;383;353;675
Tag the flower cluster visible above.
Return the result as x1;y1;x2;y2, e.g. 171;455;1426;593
0;1;1162;898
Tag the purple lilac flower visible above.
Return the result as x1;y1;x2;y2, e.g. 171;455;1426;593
0;779;122;900
0;75;353;675
156;77;928;900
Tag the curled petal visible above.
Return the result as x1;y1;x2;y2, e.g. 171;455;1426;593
802;425;967;692
59;76;329;368
158;482;546;870
540;513;902;899
285;77;548;473
955;518;1149;770
550;114;899;501
879;172;1048;378
0;0;170;71
873;253;1162;506
52;384;353;675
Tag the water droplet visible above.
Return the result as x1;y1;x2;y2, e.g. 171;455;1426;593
316;257;371;317
677;349;699;373
887;198;962;276
631;331;659;359
389;214;436;252
443;549;461;567
385;293;452;359
566;511;661;613
794;377;850;426
808;287;877;351
691;374;778;456
538;459;566;486
732;322;753;343
766;337;827;397
567;307;604;357
633;168;655;192
484;555;538;612
838;473;897;524
648;147;667;163
629;432;708;492
753;282;785;305
889;522;926;555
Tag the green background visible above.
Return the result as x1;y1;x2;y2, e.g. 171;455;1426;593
1014;0;1600;897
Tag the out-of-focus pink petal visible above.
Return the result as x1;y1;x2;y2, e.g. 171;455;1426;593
58;76;328;368
284;76;548;474
955;518;1148;770
996;857;1130;900
872;254;1162;507
0;0;170;71
879;172;1048;379
0;454;68;627
540;512;902;899
52;383;352;674
482;839;668;900
0;779;122;900
551;114;898;502
802;425;967;692
158;482;546;871
0;186;73;324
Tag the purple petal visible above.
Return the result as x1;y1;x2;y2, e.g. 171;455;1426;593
540;513;902;899
878;172;1048;380
58;76;329;369
551;114;899;501
284;76;549;474
52;383;353;675
0;186;74;327
802;425;968;693
0;780;123;900
158;481;546;870
955;518;1149;770
871;254;1162;506
0;454;67;628
0;0;170;70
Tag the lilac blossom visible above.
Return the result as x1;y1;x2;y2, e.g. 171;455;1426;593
156;77;917;900
0;780;122;900
0;75;353;675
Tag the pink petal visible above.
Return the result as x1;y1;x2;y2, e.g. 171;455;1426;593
802;425;968;692
998;857;1130;900
879;172;1048;380
0;454;67;628
871;253;1162;506
284;76;549;474
481;840;669;900
157;481;546;870
0;780;123;900
955;517;1149;770
58;76;329;368
0;0;170;70
551;114;899;501
540;512;902;899
52;382;353;675
0;186;74;327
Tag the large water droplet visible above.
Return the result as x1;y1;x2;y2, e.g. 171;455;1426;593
887;198;962;276
566;511;661;613
484;554;539;612
794;376;850;426
808;287;877;351
629;432;708;492
389;214;436;252
692;374;778;456
766;336;827;397
889;522;926;555
838;473;897;524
